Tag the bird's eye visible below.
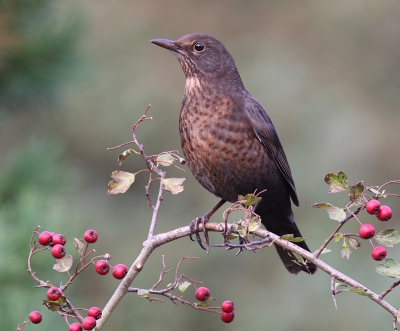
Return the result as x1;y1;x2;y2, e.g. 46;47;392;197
193;42;205;52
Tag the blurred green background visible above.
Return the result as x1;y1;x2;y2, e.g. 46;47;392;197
1;0;400;330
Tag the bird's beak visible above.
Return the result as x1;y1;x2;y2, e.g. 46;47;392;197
150;38;180;52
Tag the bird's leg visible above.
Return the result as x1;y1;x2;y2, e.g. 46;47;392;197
190;199;226;253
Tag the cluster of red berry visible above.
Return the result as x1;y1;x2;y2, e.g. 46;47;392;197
195;287;235;323
358;199;393;261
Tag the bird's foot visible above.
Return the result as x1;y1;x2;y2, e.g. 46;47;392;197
189;216;210;253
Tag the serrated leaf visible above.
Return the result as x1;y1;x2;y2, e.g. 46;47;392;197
196;297;215;307
53;254;73;272
348;287;371;297
375;259;400;278
349;181;364;200
375;229;400;247
320;248;331;254
178;281;191;294
324;172;348;193
107;170;136;194
348;237;361;250
43;295;67;311
237;193;262;207
118;149;140;166
137;289;150;298
281;234;305;243
327;206;346;222
334;233;343;242
74;238;86;259
312;202;333;209
155;153;176;167
341;241;351;259
161;177;185;194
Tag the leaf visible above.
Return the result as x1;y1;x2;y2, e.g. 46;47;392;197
348;198;364;208
155;153;176;167
232;219;247;237
43;295;67;311
107;170;136;194
137;289;150;298
161;177;185;194
327;206;346;222
320;248;331;254
349;181;364;200
341;241;351;259
375;259;400;278
178;281;191;294
248;218;261;232
281;234;305;243
53;254;73;272
74;238;86;259
397;309;400;324
334;233;343;242
237;194;262;207
348;237;361;250
195;297;215;307
324;172;348;193
118;149;140;166
368;187;381;195
348;287;371;297
375;229;400;247
312;202;333;209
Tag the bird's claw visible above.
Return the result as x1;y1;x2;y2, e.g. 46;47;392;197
189;216;210;253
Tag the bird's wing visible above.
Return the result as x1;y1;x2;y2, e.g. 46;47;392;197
244;96;299;206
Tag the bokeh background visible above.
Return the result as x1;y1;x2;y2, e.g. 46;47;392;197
1;0;400;330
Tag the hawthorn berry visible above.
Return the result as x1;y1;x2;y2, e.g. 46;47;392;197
46;286;61;301
377;205;392;222
29;311;42;324
84;230;98;244
69;323;82;331
112;264;128;279
52;234;66;246
221;311;235;323
195;287;211;301
88;307;102;320
366;199;380;215
82;316;96;330
38;231;53;246
371;246;387;261
221;300;234;313
51;244;66;259
358;224;375;240
95;260;110;275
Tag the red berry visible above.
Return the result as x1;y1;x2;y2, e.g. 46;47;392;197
69;323;82;331
84;230;98;244
377;205;392;221
221;300;234;313
46;286;61;301
82;316;96;330
366;199;381;215
52;234;66;246
195;287;210;301
112;264;128;279
51;244;66;259
29;311;42;324
88;307;102;320
95;260;110;275
38;231;53;246
358;224;375;240
371;246;387;261
221;311;235;323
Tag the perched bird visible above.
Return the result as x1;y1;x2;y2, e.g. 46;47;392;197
151;33;316;274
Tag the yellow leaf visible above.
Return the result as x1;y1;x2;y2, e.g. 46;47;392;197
161;178;185;194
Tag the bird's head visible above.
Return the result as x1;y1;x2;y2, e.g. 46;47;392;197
151;33;243;89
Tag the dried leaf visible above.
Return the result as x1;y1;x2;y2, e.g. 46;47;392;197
320;248;331;254
375;259;400;278
53;254;73;272
161;177;185;194
74;238;86;259
155;153;176;167
341;241;351;259
349;181;364;200
178;281;191;294
375;229;400;247
118;149;139;166
324;172;348;193
312;202;333;209
348;237;361;250
107;170;136;194
327;206;347;222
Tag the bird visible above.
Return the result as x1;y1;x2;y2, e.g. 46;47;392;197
151;33;317;274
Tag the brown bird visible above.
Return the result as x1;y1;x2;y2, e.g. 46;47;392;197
151;33;316;274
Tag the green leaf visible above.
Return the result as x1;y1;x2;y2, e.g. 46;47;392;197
155;153;176;167
375;229;400;247
334;233;343;242
238;193;262;207
375;259;400;278
196;297;215;307
53;254;73;272
107;170;136;194
348;237;361;250
312;202;333;209
320;248;331;254
161;177;185;194
137;289;150;298
324;172;348;193
178;281;191;294
248;218;261;232
281;234;305;243
348;198;364;208
349;181;364;200
327;206;346;222
74;238;86;259
348;287;371;297
43;295;67;311
341;241;351;259
118;149;140;166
